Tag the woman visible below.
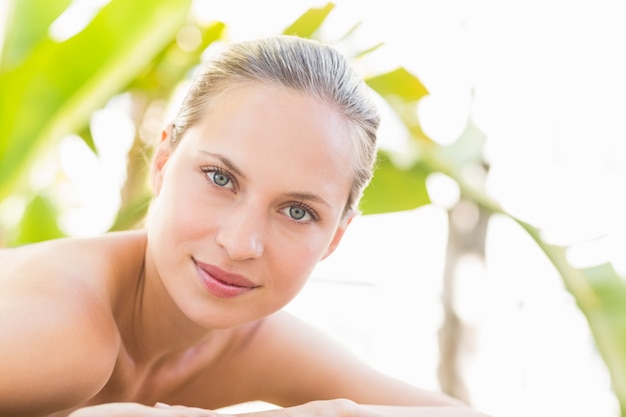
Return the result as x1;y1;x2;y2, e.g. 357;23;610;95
0;36;490;417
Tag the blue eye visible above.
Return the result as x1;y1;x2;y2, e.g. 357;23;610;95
281;203;318;223
202;166;236;190
289;206;307;220
212;172;230;187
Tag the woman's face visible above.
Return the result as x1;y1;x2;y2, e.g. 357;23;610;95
147;83;354;329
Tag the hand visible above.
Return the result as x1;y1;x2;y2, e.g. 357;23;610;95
68;402;229;417
234;399;363;417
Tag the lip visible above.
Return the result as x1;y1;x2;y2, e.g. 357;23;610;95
194;259;259;298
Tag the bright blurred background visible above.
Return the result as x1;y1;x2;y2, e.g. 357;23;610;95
1;1;625;416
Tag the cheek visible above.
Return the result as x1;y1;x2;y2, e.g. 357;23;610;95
269;234;329;292
151;178;214;241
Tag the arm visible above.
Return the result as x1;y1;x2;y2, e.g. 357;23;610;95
0;245;120;417
229;311;491;417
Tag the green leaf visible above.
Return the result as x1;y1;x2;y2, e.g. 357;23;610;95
13;194;65;246
579;263;626;412
0;0;73;71
360;150;430;214
353;42;385;60
516;220;626;414
366;68;431;142
282;2;335;38
332;21;362;43
366;67;428;102
129;21;226;95
0;0;193;201
78;126;98;156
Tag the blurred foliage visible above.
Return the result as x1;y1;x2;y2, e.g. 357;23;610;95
1;1;625;415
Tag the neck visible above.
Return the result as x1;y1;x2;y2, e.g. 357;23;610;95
120;248;213;367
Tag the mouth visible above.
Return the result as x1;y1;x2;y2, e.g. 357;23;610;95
193;259;259;298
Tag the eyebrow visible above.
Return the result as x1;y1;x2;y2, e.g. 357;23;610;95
199;151;331;208
199;151;246;179
284;192;331;208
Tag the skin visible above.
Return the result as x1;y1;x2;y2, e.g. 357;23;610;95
0;83;490;417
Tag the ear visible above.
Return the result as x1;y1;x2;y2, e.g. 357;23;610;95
150;126;173;195
321;211;356;261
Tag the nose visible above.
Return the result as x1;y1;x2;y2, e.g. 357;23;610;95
215;202;265;260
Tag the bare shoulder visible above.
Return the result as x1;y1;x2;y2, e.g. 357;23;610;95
0;232;144;415
238;310;462;408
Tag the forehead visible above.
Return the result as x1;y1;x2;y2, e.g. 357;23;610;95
182;83;354;201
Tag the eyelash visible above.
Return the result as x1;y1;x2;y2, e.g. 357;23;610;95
201;165;238;191
200;165;320;224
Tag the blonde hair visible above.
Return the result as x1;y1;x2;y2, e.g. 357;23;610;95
171;35;379;214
